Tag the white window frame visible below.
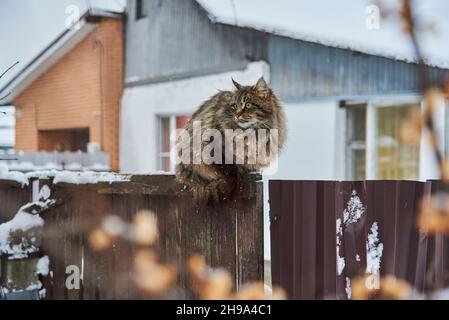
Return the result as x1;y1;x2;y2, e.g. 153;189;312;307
158;115;177;172
345;96;424;180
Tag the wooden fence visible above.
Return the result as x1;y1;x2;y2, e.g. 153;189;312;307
269;180;449;299
0;174;264;299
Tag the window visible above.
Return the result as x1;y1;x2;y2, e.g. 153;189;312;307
158;115;190;172
346;101;421;180
135;0;148;20
346;104;367;180
375;104;421;179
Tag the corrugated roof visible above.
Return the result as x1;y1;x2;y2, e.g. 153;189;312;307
195;0;449;69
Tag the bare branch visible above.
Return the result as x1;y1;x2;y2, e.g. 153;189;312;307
0;61;19;80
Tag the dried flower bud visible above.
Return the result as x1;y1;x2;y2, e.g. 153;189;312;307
131;210;159;246
199;269;233;300
379;275;412;299
443;78;449;98
417;195;449;235
233;282;267;300
187;254;233;299
424;87;444;114
187;254;207;279
352;275;413;300
133;249;176;295
88;228;111;251
399;107;422;147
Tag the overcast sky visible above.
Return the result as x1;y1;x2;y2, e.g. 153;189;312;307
0;0;125;86
0;0;448;89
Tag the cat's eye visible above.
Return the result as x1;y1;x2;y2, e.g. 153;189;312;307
245;103;252;108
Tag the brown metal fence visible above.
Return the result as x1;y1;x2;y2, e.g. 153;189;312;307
0;174;264;299
269;180;449;299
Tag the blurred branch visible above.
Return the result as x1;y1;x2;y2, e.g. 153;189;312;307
0;61;19;104
400;0;445;176
0;61;19;80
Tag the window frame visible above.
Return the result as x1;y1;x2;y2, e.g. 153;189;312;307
158;114;191;173
344;97;423;180
135;0;148;20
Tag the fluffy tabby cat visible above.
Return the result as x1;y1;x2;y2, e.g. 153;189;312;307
175;77;286;203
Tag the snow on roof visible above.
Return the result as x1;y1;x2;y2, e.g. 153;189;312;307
195;0;449;69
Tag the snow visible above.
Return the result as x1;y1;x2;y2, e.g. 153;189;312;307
366;222;384;275
336;218;345;276
0;208;43;259
336;191;366;276
39;288;46;298
430;288;449;300
36;255;50;276
196;0;449;68
0;199;54;259
25;281;42;291
4;161;110;172
52;170;131;184
38;185;51;200
0;163;28;186
343;190;365;225
356;254;361;262
345;277;352;300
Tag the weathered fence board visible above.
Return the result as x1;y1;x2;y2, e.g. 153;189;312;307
270;180;449;299
0;179;31;220
0;174;264;299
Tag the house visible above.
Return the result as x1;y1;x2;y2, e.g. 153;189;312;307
120;0;449;263
0;9;124;171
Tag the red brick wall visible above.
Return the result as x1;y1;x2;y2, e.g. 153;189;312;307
13;18;123;170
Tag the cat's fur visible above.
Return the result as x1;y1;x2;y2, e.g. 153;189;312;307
175;77;286;203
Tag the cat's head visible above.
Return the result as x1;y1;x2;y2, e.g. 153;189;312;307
231;77;278;124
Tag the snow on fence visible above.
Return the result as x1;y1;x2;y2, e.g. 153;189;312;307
269;180;449;299
0;173;263;299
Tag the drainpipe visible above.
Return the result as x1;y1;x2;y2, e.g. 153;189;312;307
94;36;105;152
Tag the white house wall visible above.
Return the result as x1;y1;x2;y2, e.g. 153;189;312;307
120;61;270;173
263;100;343;260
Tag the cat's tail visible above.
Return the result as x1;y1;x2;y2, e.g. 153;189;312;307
175;164;238;204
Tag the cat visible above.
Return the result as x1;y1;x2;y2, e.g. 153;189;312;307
175;77;286;203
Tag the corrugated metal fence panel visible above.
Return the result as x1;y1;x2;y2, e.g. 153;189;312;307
270;180;449;299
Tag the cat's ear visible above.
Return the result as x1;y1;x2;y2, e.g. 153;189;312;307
232;78;242;90
255;77;269;98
